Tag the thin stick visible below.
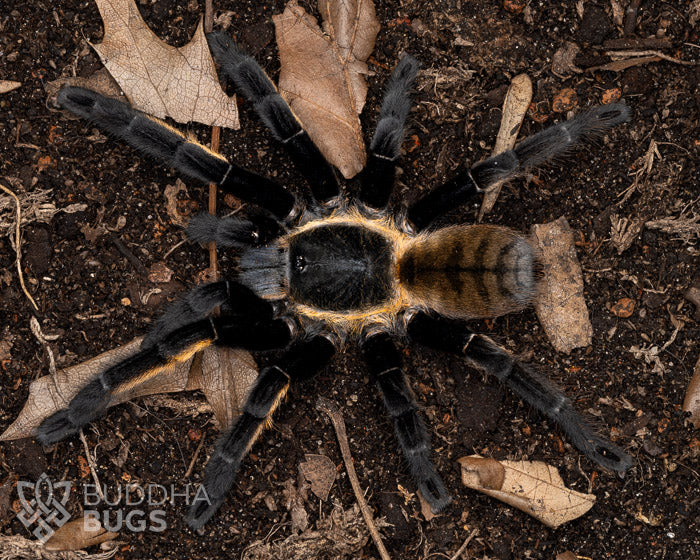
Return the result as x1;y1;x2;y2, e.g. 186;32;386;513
79;429;105;501
604;50;699;66
184;433;206;478
316;397;391;560
205;0;220;282
449;528;478;560
0;181;39;312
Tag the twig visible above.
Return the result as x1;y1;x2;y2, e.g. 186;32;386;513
29;316;57;377
205;0;220;283
79;429;105;501
623;0;643;36
184;432;206;478
110;234;149;277
316;397;391;560
604;50;698;66
449;528;479;560
0;180;39;312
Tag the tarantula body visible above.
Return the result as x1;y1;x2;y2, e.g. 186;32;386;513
240;207;537;335
38;31;634;531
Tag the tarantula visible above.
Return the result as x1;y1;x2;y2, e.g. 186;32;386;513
37;32;633;529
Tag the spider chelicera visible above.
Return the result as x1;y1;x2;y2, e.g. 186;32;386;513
37;31;633;529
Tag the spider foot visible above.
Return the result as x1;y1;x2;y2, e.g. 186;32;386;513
36;410;79;445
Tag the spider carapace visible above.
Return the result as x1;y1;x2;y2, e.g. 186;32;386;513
38;30;634;531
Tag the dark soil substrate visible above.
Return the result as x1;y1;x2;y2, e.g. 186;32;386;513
1;1;698;558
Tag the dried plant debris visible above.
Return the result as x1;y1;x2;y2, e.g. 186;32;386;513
46;68;124;107
273;0;380;178
551;41;582;77
1;339;257;441
0;80;21;94
44;517;118;552
241;503;370;560
610;213;644;254
299;454;337;501
458;455;596;528
479;73;532;219
90;0;238;128
531;217;592;353
0;534;117;560
682;355;700;428
0;186;86;239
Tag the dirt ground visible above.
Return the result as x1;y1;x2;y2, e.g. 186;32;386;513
1;1;698;559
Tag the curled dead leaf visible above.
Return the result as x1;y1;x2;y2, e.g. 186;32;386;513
531;217;593;353
552;88;578;112
91;0;238;128
610;297;635;318
551;41;583;77
479;73;532;219
273;0;380;178
458;455;596;528
44;516;118;552
299;454;337;501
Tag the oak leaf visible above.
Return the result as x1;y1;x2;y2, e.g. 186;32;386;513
273;0;380;178
458;455;596;528
90;0;238;128
1;339;257;441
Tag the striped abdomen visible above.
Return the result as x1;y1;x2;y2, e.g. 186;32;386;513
398;225;538;319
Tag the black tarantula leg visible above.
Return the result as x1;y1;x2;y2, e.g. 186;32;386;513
141;281;274;349
187;334;336;529
362;332;452;512
56;87;296;220
359;55;420;210
407;313;634;473
407;103;631;231
37;316;292;446
186;208;283;249
207;32;340;204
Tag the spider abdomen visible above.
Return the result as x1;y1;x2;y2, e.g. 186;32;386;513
398;225;538;319
287;223;395;311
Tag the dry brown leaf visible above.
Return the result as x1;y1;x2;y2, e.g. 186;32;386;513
91;0;238;128
531;217;593;353
458;455;596;528
273;0;380;178
682;355;700;428
46;69;125;107
551;41;583;77
44;516;118;552
0;80;22;94
1;339;257;441
479;73;532;219
299;453;337;501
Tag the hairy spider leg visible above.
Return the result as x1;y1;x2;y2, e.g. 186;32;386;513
141;281;274;349
407;103;631;231
36;316;292;446
359;55;420;210
187;334;336;529
408;313;634;473
186;208;283;249
56;87;296;220
207;31;339;204
362;332;452;512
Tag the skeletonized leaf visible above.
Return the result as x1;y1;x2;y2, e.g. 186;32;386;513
1;339;257;441
531;217;593;353
91;0;238;128
44;516;118;552
458;455;595;528
273;0;380;178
